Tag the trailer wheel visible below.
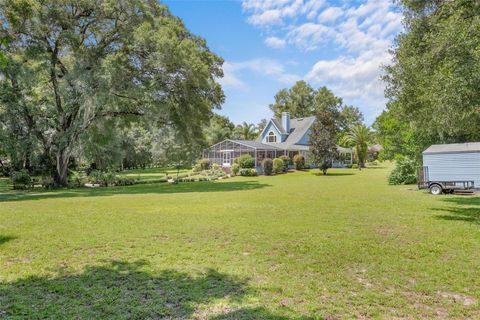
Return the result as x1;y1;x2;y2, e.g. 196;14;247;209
429;184;443;195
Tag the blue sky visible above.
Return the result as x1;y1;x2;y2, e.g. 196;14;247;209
164;0;403;125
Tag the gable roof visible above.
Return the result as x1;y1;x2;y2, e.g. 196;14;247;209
257;116;316;147
423;142;480;154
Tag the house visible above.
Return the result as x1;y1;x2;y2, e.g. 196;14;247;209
422;142;480;189
203;112;353;170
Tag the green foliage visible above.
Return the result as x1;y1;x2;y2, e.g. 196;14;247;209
70;172;87;188
383;0;480;156
293;155;305;170
351;164;359;169
388;157;418;185
269;82;363;130
279;155;290;172
231;163;240;176
234;122;258;140
318;160;332;175
261;158;273;176
197;159;211;171
11;170;32;190
236;155;255;169
204;115;235;145
341;125;373;169
309;87;342;175
272;158;284;174
115;176;136;186
239;168;257;176
0;1;224;186
373;110;416;160
339;105;364;134
269;80;316;118
41;176;55;190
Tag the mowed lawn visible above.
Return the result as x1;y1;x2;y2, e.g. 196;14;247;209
0;165;479;319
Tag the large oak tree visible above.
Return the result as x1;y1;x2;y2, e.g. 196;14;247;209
0;0;224;185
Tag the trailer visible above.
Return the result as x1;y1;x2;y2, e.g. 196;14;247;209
421;142;480;195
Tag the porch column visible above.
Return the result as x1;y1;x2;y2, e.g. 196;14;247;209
254;149;257;167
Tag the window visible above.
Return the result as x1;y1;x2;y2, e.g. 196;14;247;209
266;131;277;143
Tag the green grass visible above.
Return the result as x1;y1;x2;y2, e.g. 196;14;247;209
0;165;479;319
120;167;191;182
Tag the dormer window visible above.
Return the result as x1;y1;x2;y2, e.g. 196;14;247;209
267;131;277;143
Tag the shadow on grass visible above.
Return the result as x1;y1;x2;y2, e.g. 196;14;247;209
0;260;249;318
0;235;16;246
312;172;355;177
211;307;315;319
433;196;480;224
0;180;270;203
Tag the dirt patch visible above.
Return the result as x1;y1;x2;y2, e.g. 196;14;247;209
437;291;477;306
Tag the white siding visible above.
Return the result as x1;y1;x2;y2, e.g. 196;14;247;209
423;152;480;187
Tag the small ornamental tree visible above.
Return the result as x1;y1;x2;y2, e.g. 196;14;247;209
293;154;305;170
272;158;284;174
262;158;273;175
309;89;341;175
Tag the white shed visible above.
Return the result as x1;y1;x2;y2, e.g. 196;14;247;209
422;142;480;189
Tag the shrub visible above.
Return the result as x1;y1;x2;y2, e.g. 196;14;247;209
239;168;257;176
192;163;202;173
103;171;117;187
212;163;221;171
88;170;105;185
272;158;284;174
42;176;55;189
279;155;290;172
351;164;358;169
231;163;240;176
388;157;417;185
262;158;273;176
293;154;305;170
12;170;32;190
115;176;135;186
236;154;255;169
70;172;87;188
197;159;211;171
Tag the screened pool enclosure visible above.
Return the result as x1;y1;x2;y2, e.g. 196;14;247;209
203;139;285;168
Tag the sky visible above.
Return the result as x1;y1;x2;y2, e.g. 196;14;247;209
163;0;403;125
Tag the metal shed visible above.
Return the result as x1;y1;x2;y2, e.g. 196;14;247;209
422;142;480;190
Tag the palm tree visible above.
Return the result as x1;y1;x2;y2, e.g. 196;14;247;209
234;122;257;140
342;124;372;169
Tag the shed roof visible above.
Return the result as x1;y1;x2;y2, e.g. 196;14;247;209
423;142;480;154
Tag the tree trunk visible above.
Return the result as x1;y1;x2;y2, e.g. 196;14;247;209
55;148;70;186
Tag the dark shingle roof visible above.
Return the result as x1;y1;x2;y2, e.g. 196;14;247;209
229;140;283;150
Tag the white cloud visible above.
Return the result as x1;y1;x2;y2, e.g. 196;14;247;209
242;0;325;26
286;22;335;50
318;6;343;23
220;58;300;90
265;36;286;49
305;49;391;114
241;0;403;117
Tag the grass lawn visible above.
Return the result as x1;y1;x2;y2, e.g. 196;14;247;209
0;165;479;319
119;167;191;182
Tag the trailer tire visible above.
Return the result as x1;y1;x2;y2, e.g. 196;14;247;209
429;184;443;195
